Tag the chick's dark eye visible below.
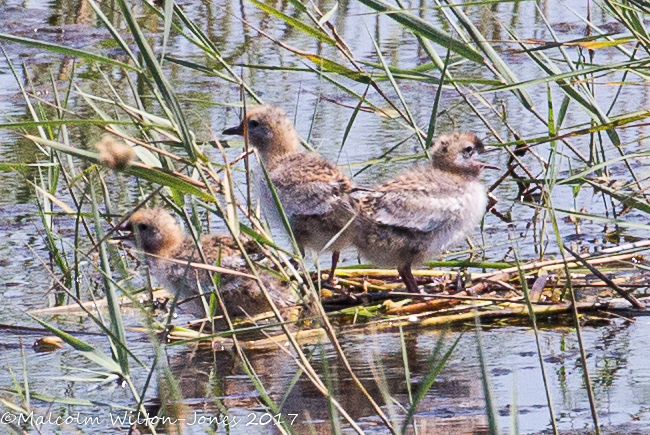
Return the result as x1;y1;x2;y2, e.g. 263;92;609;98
137;223;149;231
463;146;473;154
248;120;260;128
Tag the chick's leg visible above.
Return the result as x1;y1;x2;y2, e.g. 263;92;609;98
398;263;419;293
325;251;340;285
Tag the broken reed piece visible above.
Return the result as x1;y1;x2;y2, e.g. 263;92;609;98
385;298;457;316
384;272;514;316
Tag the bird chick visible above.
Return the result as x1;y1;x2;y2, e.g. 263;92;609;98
116;208;296;320
223;105;356;284
352;132;494;293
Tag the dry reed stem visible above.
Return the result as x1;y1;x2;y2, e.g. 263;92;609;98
488;252;643;276
334;252;639;282
29;289;172;315
137;251;257;278
563;245;646;310
105;126;192;164
385;298;458;316
335;269;453;278
367;301;605;331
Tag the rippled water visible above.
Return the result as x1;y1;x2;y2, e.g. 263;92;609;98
1;0;650;432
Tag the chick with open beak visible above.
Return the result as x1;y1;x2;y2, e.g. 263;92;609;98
351;132;497;293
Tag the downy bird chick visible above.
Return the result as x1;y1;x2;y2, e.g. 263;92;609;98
223;105;356;284
116;208;296;320
352;132;496;293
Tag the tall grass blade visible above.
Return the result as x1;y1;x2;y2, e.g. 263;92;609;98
0;33;140;71
161;0;175;64
425;49;451;148
509;371;519;435
336;84;369;163
85;0;139;65
546;195;601;434
248;0;336;45
398;331;413;405
115;0;197;160
320;344;342;435
401;332;461;434
89;174;130;376
28;315;122;374
514;249;559;434
368;29;426;151
475;317;500;435
444;0;534;110
356;0;484;63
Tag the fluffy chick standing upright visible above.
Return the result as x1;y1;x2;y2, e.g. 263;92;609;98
352;132;495;293
223;105;355;284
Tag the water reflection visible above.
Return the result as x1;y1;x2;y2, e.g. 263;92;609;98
166;330;488;434
156;320;644;434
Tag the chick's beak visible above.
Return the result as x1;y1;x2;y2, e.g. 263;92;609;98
222;123;244;136
476;146;500;170
111;221;134;240
480;163;500;170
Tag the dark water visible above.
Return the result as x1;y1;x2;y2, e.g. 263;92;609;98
1;0;650;432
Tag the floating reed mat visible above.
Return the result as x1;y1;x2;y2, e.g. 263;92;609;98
25;250;649;351
321;250;648;329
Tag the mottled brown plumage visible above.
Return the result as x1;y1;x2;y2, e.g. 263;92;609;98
223;105;356;283
118;208;296;319
352;132;492;293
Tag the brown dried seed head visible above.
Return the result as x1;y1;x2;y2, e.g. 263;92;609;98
95;135;135;170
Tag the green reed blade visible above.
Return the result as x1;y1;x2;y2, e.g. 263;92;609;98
356;0;484;63
247;0;336;45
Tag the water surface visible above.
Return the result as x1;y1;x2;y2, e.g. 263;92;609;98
1;0;649;432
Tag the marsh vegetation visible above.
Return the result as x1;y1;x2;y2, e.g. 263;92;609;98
1;0;650;433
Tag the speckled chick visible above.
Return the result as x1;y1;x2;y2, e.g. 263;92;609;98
352;132;492;293
223;105;356;284
118;208;295;319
